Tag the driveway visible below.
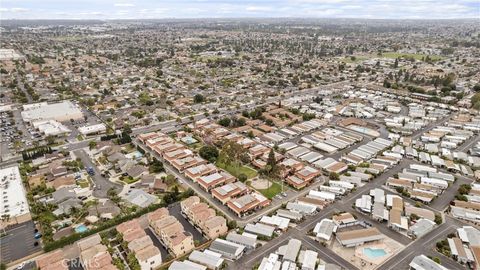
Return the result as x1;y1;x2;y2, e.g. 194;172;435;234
168;203;207;243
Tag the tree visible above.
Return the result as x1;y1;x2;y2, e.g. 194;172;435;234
88;140;97;150
227;220;237;230
149;158;164;173
219;141;244;166
264;149;280;179
194;94;205;103
472;93;480;110
218;117;231;127
164;174;176;185
107;188;120;204
199;145;219;163
329;172;339;180
434;214;443;225
473;84;480;92
238;173;247;182
46;135;56;145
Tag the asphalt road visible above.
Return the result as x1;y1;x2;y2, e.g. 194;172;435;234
457;133;480;152
0;221;41;264
73;149;121;198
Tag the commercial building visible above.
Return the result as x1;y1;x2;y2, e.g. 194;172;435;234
78;123;107;136
21;101;83;123
0;166;31;229
32;120;71;136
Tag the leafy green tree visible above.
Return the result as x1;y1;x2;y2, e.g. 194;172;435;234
199;145;219;163
329;172;339;180
219;141;244;166
473;84;480;92
194;94;205;103
88;140;97;150
218;117;231;127
238;173;247;182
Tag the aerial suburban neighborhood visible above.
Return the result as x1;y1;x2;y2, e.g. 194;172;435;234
0;5;480;270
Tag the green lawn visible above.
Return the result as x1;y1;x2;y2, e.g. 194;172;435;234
121;176;139;184
77;180;89;188
341;55;370;63
216;161;258;179
380;52;443;61
256;181;282;199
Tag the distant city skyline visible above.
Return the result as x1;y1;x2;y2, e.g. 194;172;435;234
1;0;479;20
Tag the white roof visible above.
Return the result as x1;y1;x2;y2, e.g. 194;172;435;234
0;166;30;218
169;260;207;270
259;215;290;230
21;101;83;122
78;123;106;135
301;250;318;270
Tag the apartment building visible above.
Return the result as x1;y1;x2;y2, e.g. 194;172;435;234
148;207;195;257
181;196;228;239
211;181;249;204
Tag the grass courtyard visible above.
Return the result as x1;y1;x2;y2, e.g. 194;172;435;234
342;52;443;63
216;161;258;179
256;181;283;199
380;52;443;61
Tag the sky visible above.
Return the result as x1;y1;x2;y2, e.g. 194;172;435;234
0;0;479;20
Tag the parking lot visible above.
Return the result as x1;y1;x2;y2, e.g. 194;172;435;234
1;109;38;161
0;221;42;263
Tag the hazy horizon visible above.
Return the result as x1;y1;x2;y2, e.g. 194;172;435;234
1;0;479;20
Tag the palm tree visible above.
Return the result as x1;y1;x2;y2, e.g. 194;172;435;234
1;214;10;234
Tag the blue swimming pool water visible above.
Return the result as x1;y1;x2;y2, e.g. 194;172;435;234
75;224;88;233
363;248;387;258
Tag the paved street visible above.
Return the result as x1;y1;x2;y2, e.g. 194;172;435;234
411;115;453;140
457;133;480;152
73;149;121;198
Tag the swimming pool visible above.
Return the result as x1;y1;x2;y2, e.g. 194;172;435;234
75;224;88;233
363;247;387;259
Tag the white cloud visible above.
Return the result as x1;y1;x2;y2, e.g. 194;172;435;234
1;7;29;13
245;6;273;12
114;3;135;7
